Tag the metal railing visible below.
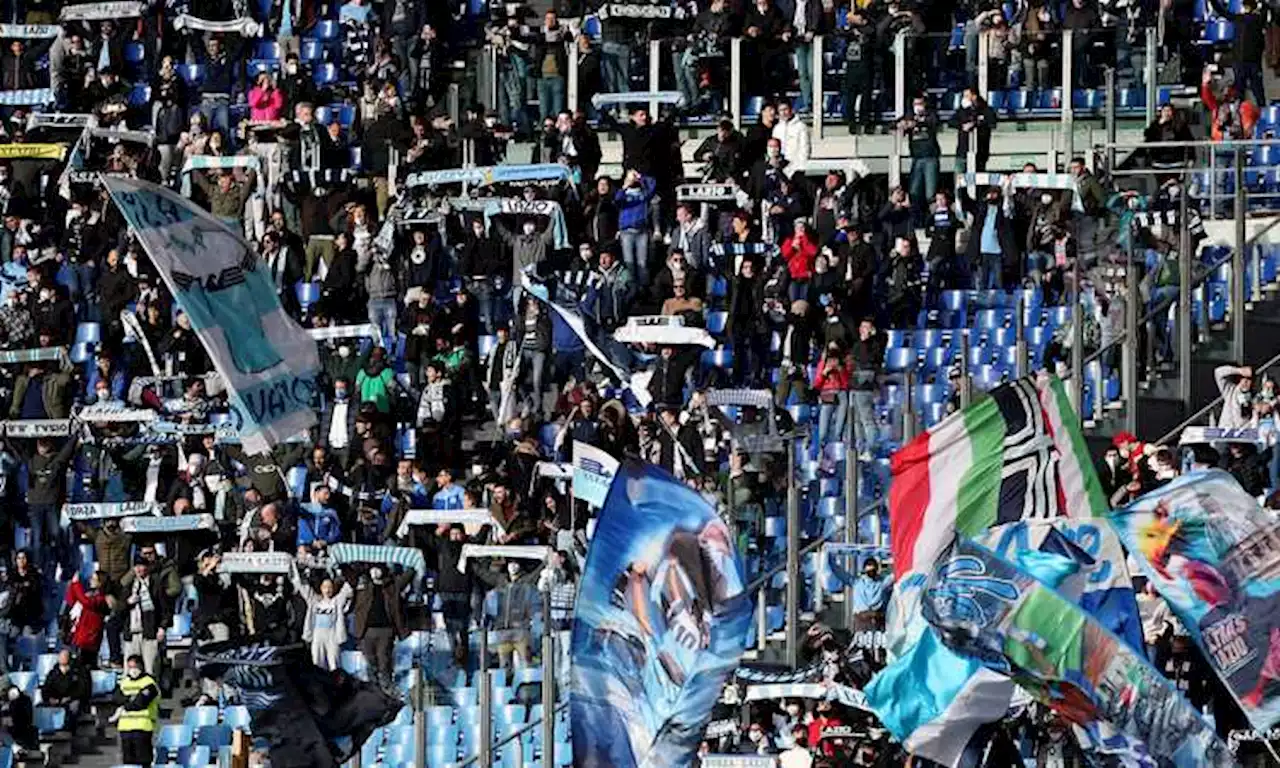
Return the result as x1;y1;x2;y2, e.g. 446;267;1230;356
1154;347;1280;446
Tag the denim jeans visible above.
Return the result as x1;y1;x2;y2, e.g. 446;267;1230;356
908;157;939;226
817;392;848;450
793;42;813;112
673;49;698;109
367;298;398;348
977;251;1002;290
200;95;231;138
601;41;631;95
499;63;530;136
521;348;547;417
851;390;877;455
538;76;566;121
467;277;506;335
618;229;650;286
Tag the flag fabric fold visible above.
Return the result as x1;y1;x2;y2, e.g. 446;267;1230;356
1111;469;1280;730
570;461;751;767
921;537;1233;768
868;375;1118;767
195;641;401;768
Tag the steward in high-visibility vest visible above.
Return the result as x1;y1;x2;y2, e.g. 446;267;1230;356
115;655;160;768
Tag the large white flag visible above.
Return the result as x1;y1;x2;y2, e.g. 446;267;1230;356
102;176;319;453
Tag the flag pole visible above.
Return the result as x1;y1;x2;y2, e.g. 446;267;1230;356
785;438;799;668
541;590;555;768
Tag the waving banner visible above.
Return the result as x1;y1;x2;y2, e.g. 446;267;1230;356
1111;470;1280;730
102;176;319;454
572;441;619;509
922;537;1232;768
571;461;751;768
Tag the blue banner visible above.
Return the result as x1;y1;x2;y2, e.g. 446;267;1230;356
570;461;751;768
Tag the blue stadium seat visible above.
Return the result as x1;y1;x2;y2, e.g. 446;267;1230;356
128;84;152;107
6;672;35;697
314;20;341;39
255;40;282;60
316;104;356;128
1203;19;1235;42
194;724;232;750
884;347;916;373
222;705;251;731
75;322;102;345
313;63;340;86
91;670;117;698
300;38;325;61
248;59;279;76
180;64;205;87
157;724;195;750
294;281;321;309
706;311;728;334
35;706;65;735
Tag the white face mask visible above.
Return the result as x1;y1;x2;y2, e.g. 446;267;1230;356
961;97;973;109
748;730;763;743
126;668;142;680
507;563;521;580
1041;194;1053;205
913;104;924;115
522;223;536;235
337;345;352;358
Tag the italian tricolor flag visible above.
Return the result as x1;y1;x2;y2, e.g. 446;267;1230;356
889;375;1108;580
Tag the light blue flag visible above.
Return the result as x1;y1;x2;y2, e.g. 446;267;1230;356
102;176;319;453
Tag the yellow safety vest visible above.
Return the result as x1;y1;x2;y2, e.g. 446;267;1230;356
117;674;159;733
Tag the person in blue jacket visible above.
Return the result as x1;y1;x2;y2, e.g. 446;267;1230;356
298;485;342;551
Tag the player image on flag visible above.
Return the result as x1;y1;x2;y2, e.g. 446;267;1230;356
571;461;751;768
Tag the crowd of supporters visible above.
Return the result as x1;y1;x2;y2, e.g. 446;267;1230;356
0;0;1273;763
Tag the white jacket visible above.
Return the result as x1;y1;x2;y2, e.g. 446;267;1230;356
1215;365;1253;430
772;116;810;170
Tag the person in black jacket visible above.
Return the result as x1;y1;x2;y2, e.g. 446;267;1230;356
949;87;997;173
322;237;359;323
97;248;138;345
424;524;480;664
458;217;508;335
2;684;38;752
727;258;766;387
963;179;1019;290
41;649;89;726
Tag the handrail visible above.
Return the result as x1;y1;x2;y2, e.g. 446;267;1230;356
745;494;888;594
1080;214;1280;371
1154;347;1280;447
456;701;571;767
1096;138;1280;150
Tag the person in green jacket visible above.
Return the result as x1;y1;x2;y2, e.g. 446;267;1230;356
355;347;398;413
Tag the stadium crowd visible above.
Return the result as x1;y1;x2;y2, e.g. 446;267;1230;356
0;0;1275;763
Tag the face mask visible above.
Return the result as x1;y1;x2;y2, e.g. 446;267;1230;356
287;63;298;74
127;668;142;680
522;223;536;235
913;104;924;115
767;148;780;159
748;731;763;743
961;97;973;109
337;345;352;358
1239;391;1252;406
1040;194;1053;205
39;290;52;302
785;704;800;717
334;388;348;401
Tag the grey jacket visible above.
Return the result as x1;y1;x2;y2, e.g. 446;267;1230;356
357;248;398;300
494;219;552;285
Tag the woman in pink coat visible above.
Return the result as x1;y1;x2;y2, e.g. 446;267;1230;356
247;72;285;122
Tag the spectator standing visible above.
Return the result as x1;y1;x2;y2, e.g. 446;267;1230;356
615;170;658;288
813;342;850;450
950;87;997;173
536;10;571;120
849;318;883;460
119;558;171;678
851;557;891;630
290;562;353;671
353;565;415;691
64;572;111;666
899;95;941;228
113;654;160;768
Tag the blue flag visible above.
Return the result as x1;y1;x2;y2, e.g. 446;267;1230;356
570;462;751;767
